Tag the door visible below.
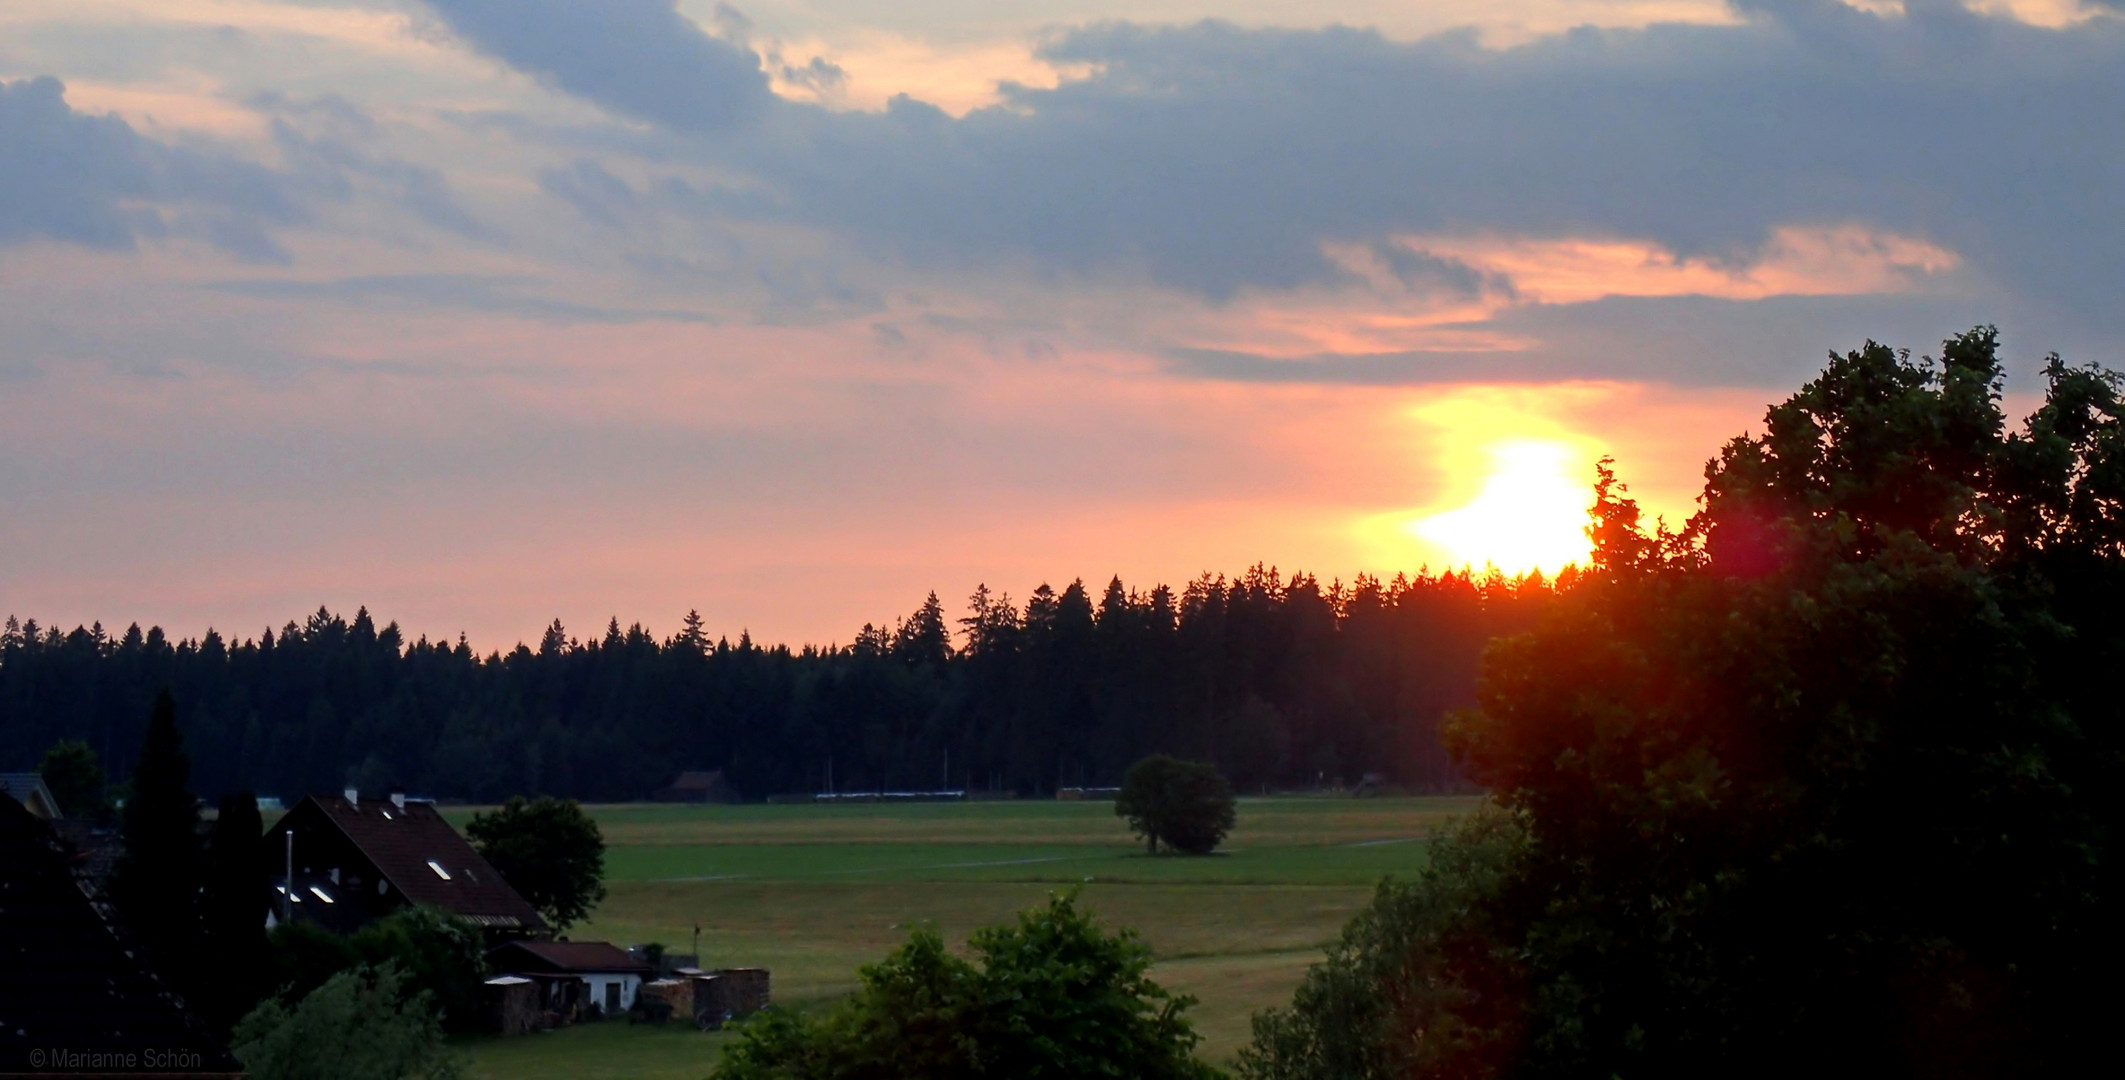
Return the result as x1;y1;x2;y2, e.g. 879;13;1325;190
605;980;621;1013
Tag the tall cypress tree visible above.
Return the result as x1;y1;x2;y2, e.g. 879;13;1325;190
199;791;270;1034
108;688;206;1002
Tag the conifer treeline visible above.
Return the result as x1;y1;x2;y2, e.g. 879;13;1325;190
0;567;1562;802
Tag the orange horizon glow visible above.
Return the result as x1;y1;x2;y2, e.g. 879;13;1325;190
1410;438;1593;577
1356;382;1741;580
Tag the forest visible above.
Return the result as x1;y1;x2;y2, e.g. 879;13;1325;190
0;567;1559;803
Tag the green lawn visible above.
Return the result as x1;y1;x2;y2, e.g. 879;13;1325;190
453;796;1475;1078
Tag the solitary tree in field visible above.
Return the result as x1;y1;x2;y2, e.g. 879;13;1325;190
465;796;606;932
1116;755;1237;855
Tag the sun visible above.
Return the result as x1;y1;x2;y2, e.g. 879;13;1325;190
1408;438;1593;576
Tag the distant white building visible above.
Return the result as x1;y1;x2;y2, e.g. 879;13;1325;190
486;940;653;1017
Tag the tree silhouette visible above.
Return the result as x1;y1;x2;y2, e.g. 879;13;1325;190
465;796;607;933
107;689;205;1000
1248;328;2125;1077
1117;755;1237;855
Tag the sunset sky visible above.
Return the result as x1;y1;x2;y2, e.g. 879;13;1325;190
4;1;2119;648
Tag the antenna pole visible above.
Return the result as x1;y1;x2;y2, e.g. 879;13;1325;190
283;828;294;924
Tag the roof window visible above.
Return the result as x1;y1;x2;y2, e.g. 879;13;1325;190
309;886;336;904
427;860;453;881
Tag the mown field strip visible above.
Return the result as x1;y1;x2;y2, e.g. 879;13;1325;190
459;796;1476;1077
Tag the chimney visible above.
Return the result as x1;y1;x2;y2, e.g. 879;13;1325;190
343;786;358;807
389;786;406;811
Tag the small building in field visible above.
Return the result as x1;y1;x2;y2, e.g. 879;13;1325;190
488;940;652;1018
261;788;547;939
483;975;542;1035
0;772;60;820
653;770;739;804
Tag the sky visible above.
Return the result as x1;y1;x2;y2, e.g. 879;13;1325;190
3;0;2120;649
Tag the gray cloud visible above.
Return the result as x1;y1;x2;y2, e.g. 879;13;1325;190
422;0;775;133
1169;292;1993;387
0;76;306;260
433;3;2125;347
208;273;715;324
540;159;639;227
770;6;2123;318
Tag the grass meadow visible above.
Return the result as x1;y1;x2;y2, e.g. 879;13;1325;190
450;796;1478;1078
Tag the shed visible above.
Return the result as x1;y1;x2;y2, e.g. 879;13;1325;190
488;940;653;1017
653;770;739;804
482;976;541;1035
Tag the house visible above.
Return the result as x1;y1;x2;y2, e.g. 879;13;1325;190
261;787;547;939
487;940;652;1018
0;794;243;1078
0;772;60;820
653;769;739;803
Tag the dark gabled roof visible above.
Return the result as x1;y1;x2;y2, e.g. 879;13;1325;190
277;795;547;933
0;796;243;1077
0;772;59;819
489;939;650;975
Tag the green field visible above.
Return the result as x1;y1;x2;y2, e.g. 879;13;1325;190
451;796;1476;1079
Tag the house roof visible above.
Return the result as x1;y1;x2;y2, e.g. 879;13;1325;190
490;940;651;974
0;796;243;1076
664;771;725;789
275;794;548;933
0;773;59;819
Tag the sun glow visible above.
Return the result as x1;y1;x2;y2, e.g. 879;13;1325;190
1409;439;1592;576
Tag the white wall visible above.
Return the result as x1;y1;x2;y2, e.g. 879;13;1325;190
582;974;641;1013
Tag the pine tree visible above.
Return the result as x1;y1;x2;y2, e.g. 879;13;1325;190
108;689;206;1001
199;792;271;1034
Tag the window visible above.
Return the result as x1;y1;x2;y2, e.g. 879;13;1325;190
309;885;335;904
427;860;452;880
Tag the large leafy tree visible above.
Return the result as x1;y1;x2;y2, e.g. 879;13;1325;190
718;892;1220;1080
1247;329;2124;1078
464;795;607;932
38;738;107;819
1116;755;1237;855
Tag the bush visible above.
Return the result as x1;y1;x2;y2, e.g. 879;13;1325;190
231;963;462;1080
266;906;487;1032
718;892;1223;1080
1116;755;1237;855
1237;809;1524;1080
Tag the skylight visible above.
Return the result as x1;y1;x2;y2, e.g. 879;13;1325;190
427;860;452;880
309;885;335;904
